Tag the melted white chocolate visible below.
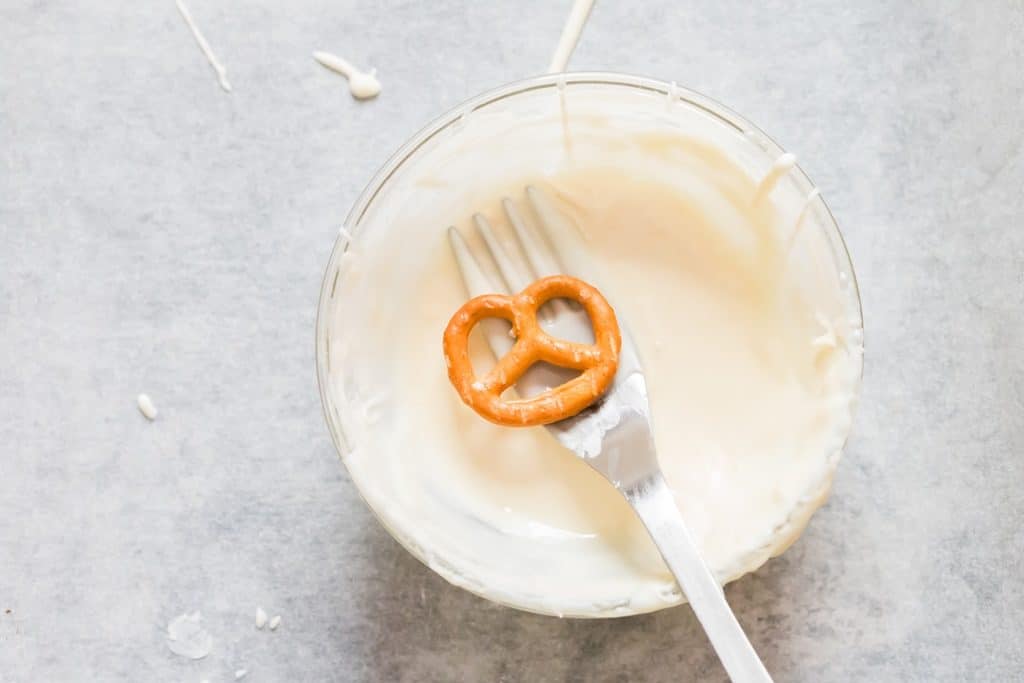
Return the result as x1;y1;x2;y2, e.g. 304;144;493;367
323;85;861;616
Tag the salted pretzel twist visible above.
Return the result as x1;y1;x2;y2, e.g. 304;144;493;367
442;275;621;427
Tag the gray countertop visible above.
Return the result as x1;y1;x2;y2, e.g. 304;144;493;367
2;1;1022;681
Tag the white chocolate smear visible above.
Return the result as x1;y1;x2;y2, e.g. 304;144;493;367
175;0;231;93
166;612;212;660
313;51;381;100
137;393;157;421
548;0;596;73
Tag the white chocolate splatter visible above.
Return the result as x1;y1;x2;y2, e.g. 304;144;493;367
268;615;281;630
255;606;267;629
166;612;212;660
137;393;157;421
313;51;381;100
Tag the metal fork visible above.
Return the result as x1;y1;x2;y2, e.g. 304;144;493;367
447;186;773;683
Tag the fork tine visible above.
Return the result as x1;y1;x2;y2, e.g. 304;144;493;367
503;196;563;278
447;225;506;297
525;186;641;372
516;189;580;316
525;186;585;272
446;226;515;359
473;214;531;292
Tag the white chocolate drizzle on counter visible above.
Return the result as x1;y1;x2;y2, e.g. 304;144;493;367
556;75;572;156
175;0;231;92
314;51;381;100
137;393;157;421
548;0;596;73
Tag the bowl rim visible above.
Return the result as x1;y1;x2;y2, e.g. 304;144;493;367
315;70;864;618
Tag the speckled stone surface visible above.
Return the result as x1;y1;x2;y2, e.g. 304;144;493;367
2;1;1022;681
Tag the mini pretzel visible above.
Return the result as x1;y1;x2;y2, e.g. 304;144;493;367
442;275;621;427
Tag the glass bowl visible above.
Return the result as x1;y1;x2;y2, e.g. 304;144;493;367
315;72;863;617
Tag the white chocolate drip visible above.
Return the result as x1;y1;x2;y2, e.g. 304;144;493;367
785;187;822;255
753;152;797;204
557;75;572;156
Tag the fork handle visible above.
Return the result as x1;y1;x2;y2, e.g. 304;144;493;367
625;473;774;683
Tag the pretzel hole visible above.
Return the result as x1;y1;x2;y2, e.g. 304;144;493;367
538;296;583;317
507;361;581;400
537;296;596;345
466;318;511;376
